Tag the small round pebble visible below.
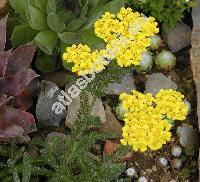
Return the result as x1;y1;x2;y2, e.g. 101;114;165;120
171;146;182;157
158;157;168;167
138;176;148;182
171;159;182;169
126;167;136;177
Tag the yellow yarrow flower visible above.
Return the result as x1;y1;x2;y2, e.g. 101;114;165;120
63;44;106;76
63;7;159;75
94;7;159;67
119;90;188;152
155;89;188;120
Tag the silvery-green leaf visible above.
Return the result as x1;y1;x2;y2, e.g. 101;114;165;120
58;32;82;44
11;25;38;46
9;0;26;15
65;17;87;32
25;0;48;30
47;13;65;33
46;0;56;14
34;30;58;55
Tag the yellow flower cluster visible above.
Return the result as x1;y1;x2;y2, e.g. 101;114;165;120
62;8;159;75
94;7;159;67
63;44;106;76
155;89;188;120
119;90;188;152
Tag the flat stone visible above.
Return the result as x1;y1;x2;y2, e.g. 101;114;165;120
176;125;199;148
36;81;66;127
101;105;122;138
106;73;135;95
144;73;177;95
65;83;106;128
163;22;191;53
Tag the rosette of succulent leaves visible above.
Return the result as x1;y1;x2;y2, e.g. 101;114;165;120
9;0;127;73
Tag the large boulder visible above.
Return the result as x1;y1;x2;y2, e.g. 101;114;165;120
191;1;200;179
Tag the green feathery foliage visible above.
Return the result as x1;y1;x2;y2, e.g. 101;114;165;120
0;91;127;181
127;0;194;31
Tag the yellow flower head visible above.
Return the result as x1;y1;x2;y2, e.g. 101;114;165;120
119;90;188;152
63;7;159;75
94;7;159;67
63;44;106;76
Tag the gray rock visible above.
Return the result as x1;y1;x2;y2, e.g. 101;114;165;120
65;83;106;128
101;105;122;138
176;125;199;148
106;73;135;95
163;23;191;53
43;71;68;88
36;81;66;127
47;132;66;141
171;146;182;157
144;73;177;95
158;157;168;167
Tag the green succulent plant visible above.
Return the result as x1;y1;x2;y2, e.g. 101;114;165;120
9;0;126;72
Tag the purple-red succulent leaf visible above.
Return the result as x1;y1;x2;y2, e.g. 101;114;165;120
0;106;36;137
0;94;7;107
0;51;11;78
12;93;33;111
5;45;36;76
0;16;7;52
0;69;38;96
0;121;24;139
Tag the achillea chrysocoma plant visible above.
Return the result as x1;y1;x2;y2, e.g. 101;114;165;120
119;89;188;152
63;7;159;75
